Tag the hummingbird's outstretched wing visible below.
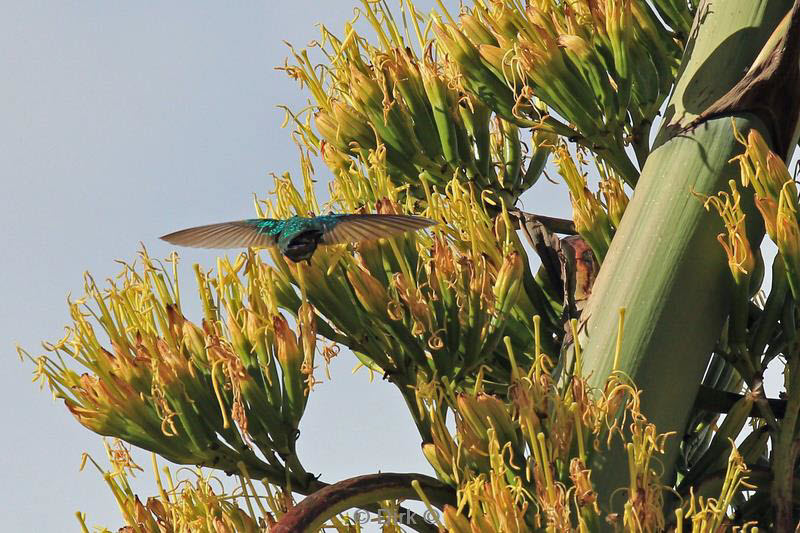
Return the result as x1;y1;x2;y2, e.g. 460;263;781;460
160;219;283;249
320;214;436;245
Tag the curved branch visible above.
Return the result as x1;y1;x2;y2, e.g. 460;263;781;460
272;472;457;533
238;466;442;532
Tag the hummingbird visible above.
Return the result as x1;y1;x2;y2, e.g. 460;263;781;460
160;213;436;263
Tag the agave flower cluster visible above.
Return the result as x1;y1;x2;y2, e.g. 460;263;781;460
731;127;800;299
78;440;288;533
25;248;323;491
281;0;560;209
244;160;564;428
554;145;628;262
434;0;690;182
418;328;671;532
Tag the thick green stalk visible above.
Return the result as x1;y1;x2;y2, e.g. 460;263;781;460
580;115;769;509
575;0;795;515
772;346;800;530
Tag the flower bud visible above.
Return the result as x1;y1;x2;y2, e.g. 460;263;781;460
734;128;794;242
182;321;208;366
273;314;304;425
456;393;490;441
493;251;523;316
298;302;316;375
421;443;454;484
460;13;496;46
226;307;251;365
475;393;518;447
599;173;629;229
347;263;389;317
556;146;613;260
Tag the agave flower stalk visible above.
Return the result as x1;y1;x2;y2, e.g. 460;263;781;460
771;340;800;529
574;0;800;517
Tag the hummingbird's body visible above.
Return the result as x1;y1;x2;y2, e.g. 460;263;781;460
161;213;435;263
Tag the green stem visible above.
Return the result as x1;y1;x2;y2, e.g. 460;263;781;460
751;374;781;434
574;0;795;516
751;258;788;359
393;373;433;443
730;279;751;349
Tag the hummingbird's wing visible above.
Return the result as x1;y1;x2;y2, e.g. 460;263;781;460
320;214;436;245
160;219;283;249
